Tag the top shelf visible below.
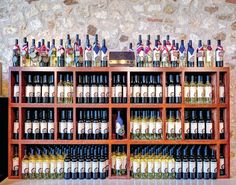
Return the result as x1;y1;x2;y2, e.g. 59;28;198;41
9;67;230;73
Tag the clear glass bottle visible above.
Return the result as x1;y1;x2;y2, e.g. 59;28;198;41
197;75;204;103
206;40;213;67
12;146;19;176
148;110;156;140
141;110;149;140
184;110;190;139
189;75;197;103
184;75;190;103
166;110;175;140
49;39;57;67
12;39;21;67
219;74;225;103
57;74;64;103
205;75;213;103
175;110;182;139
155;110;163;139
22;148;29;179
28;148;36;179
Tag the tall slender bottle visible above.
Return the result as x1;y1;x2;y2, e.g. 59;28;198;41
12;39;21;66
28;148;36;179
161;40;169;67
197;75;204;103
115;75;123;103
67;110;73;140
182;146;189;179
122;75;127;103
25;74;34;103
74;36;83;67
215;40;224;67
168;146;175;179
76;75;83;103
83;75;90;103
175;146;182;179
205;110;213;139
42;75;49;103
78;147;85;179
166;74;175;103
21;37;30;67
210;149;217;179
57;39;65;67
22;148;29;179
220;109;225;139
184;110;190;139
184;75;190;103
203;146;210;179
42;149;50;179
49;75;55;103
35;149;43;179
12;146;19;176
197;40;205;67
116;111;125;139
166;110;175;140
65;39;74;67
148;75;155;103
144;35;152;67
161;147;168;179
206;40;213;67
155;110;163;139
90;75;98;103
47;110;54;140
153;39;161;67
205;75;213;103
179;40;187;67
101;110;108;139
136;35;144;67
98;75;105;103
77;110;85;140
220;147;225;176
13;74;19;103
85;147;92;179
219;74;225;103
40;39;50;67
198;110;205;139
196;146;203;179
175;74;181;103
64;74;73;104
29;39;39;67
92;34;101;67
57;74;64;103
175;110;182;139
156;74;162;103
56;148;64;179
32;110;40;139
101;39;108;67
34;75;42;103
141;75;148;103
189;146;196;179
187;40;195;67
84;35;92;67
104;75;109;103
189;75;197;103
49;148;57;179
13;109;19;139
93;110;100;139
92;147;99;179
133;75;140;103
149;110;156;140
140;148;148;178
59;110;67;140
64;149;71;179
24;110;32;139
85;110;92;139
49;39;57;67
141;110;148;140
190;110;198;139
170;40;178;67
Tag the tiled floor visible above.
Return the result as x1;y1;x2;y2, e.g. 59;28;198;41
1;179;236;185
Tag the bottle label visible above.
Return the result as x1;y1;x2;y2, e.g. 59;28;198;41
13;121;19;134
175;121;182;134
77;122;85;134
133;161;140;173
161;50;169;63
78;161;85;173
133;85;141;98
175;161;182;173
90;85;98;98
197;161;202;173
182;161;189;173
101;122;108;134
220;121;224;133
141;121;149;134
67;121;73;134
85;49;92;61
116;122;125;136
175;85;182;97
122;156;127;170
43;161;49;174
148;85;155;97
112;156;116;169
198;122;205;134
205;86;212;98
197;86;204;98
40;122;47;133
167;122;175;134
220;86;225;98
64;86;72;98
184;86;190;98
188;51;195;63
156;86;162;98
115;85;123;98
29;161;36;174
57;85;64;98
161;161;168;173
170;50;178;62
85;122;92;134
59;122;67;133
203;161;210;173
83;85;90;98
149;121;156;134
148;161;154;173
49;86;55;98
130;86;133;97
42;85;49;97
191;122;198;134
141;85;148;97
141;161;147;173
93;122;100;134
189;86;197;98
98;85;105;97
71;161;78;173
34;86;41;97
116;158;122;170
184;121;190;134
105;86;109;98
216;50;224;61
57;161;64;174
167;86;175;97
210;161;217;173
206;122;212;134
76;85;83;98
50;161;57;173
47;122;54;133
22;161;29;174
101;50;107;61
25;122;32;133
13;85;19;97
13;157;19;171
99;161;106;173
153;49;161;61
168;161;175;173
155;121;163;134
26;85;34;97
36;161;43;174
206;50;213;62
133;121;141;134
123;86;127;98
154;161;161;173
220;158;225;170
64;161;71;173
179;51;187;64
189;161;196;173
32;122;40;134
91;161;98;173
197;50;205;62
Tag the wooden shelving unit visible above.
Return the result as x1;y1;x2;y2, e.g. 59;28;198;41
8;67;230;179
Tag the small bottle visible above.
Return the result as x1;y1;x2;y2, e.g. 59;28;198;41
116;110;125;139
220;109;225;139
140;75;148;103
59;110;67;140
189;75;197;103
65;39;74;67
12;39;21;67
210;149;217;179
205;110;213;139
166;74;175;103
67;110;73;140
24;110;32;139
219;74;225;103
64;149;71;179
101;39;108;67
184;110;190;139
84;35;92;67
71;148;78;179
34;75;42;103
136;35;144;67
49;39;57;67
197;75;204;103
197;40;205;67
182;146;189;179
13;109;19;139
198;110;205;139
187;40;195;67
190;110;198;139
25;74;34;103
175;110;182;139
205;75;213;103
21;37;30;67
153;39;161;67
179;40;187;67
13;74;19;103
144;35;153;67
39;110;48;139
206;40;213;67
189;146;196;179
184;75;190;103
42;75;49;103
12;146;19;176
47;110;54;140
203;146;210;179
83;75;90;103
101;110;108;139
48;75;55;103
161;40;169;67
77;110;85;140
175;74;181;103
92;34;101;67
196;146;203;179
166;110;175;140
22;148;29;179
57;74;64;103
215;40;224;67
85;110;92;139
57;39;65;67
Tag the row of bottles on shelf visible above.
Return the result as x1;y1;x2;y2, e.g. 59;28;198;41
12;34;108;67
13;73;226;104
13;145;109;179
12;34;224;68
111;145;127;176
13;108;225;141
130;145;225;179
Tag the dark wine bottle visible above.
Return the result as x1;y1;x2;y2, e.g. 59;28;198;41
116;75;123;103
99;146;106;179
101;39;108;67
12;39;21;67
59;110;67;140
205;110;213;139
47;110;54;140
220;109;225;139
13;74;19;103
182;146;189;179
84;35;92;67
189;146;196;179
71;148;78;179
92;147;99;179
148;75;155;103
133;75;140;103
85;110;92;139
190;110;198;139
210;149;217;179
64;149;71;179
78;147;85;179
175;146;182;179
101;110;108;139
98;75;105;103
85;147;92;179
184;110;190;139
24;110;32;139
167;74;174;103
77;110;85;140
32;110;40;139
67;110;73;140
40;110;48;139
220;146;225;176
122;75;127;103
83;75;90;103
203;146;210;179
90;75;98;103
104;75;109;103
25;74;34;103
175;74;181;103
198;110;205;139
34;75;42;103
197;40;204;67
57;39;65;67
42;75;49;103
196;146;203;179
48;74;54;103
13;109;19;139
156;74;162;103
76;74;83;103
215;40;224;67
93;110;100;140
141;75;148;103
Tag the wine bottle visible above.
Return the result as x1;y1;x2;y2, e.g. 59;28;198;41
170;40;178;67
13;74;19;103
215;40;224;67
148;75;155;103
122;75;127;103
101;110;108;139
179;40;187;67
99;146;106;179
64;74;73;104
40;39;50;67
140;110;148;140
78;147;85;179
42;148;50;179
84;35;92;67
203;146;210;179
133;75;140;103
22;148;29;179
190;110;198;139
83;75;90;103
12;39;21;67
161;40;169;67
56;148;64;179
166;35;171;51
175;74;181;103
148;110;156;140
13;109;19;139
144;35;152;67
197;75;204;103
29;39;39;67
34;75;42;103
189;146;196;179
161;147;168;179
196;146;203;179
77;110;85;140
175;110;182;139
74;35;83;67
175;146;182;179
92;147;99;179
92;34;101;67
76;74;83;103
184;75;190;103
166;110;175;140
115;74;123;103
85;110;92;139
93;110;100;139
59;110;67;140
85;147;92;179
47;110;54;140
220;147;225;176
12;146;19;176
57;39;65;67
136;35;144;67
168;146;175;179
71;149;78;179
116;110;125;139
197;40;205;67
220;109;225;139
155;110;163;139
48;74;55;103
187;40;195;67
35;149;43;179
39;110;47;139
198;110;205;139
205;110;213;139
206;40;213;67
57;74;64;103
219;74;225;103
49;39;57;67
166;74;174;103
42;75;49;103
153;39;161;67
210;149;217;179
64;149;71;179
49;148;57;179
104;75;109;103
184;110;190;139
101;39;108;67
67;110;73;140
90;75;98;103
65;39;74;67
182;146;189;179
189;75;197;103
156;74;162;103
24;110;32;139
25;74;34;103
141;75;148;103
205;75;213;103
21;37;30;67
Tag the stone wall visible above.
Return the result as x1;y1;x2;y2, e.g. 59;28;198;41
0;0;236;177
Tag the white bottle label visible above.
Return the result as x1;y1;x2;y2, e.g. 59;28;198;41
154;161;161;173
26;85;34;97
155;121;163;134
205;86;212;98
47;122;54;133
210;161;217;173
216;50;224;61
197;161;202;173
148;85;155;97
167;86;175;97
206;122;212;134
32;122;40;134
148;161;154;173
78;161;85;173
175;161;182;173
175;85;181;97
168;161;175;173
220;158;225;170
182;161;189;173
116;122;124;136
115;85;123;97
133;161;140;173
184;86;190;98
43;161;49;174
50;161;57;173
42;85;49;97
98;85;105;97
189;161;196;173
197;86;204;98
36;161;43;174
67;121;73;134
29;161;36;174
101;122;108;134
13;121;19;134
14;85;19;97
22;161;29;174
59;122;67;133
116;158;122;170
99;161;106;173
122;156;127;170
90;85;98;98
77;122;85;134
133;121;141;134
167;122;175;134
184;121;190;134
76;85;83;98
190;86;197;98
156;86;162;98
153;49;161;61
25;122;32;133
141;85;148;97
141;161;147;173
49;86;55;98
85;122;92;134
83;85;90;98
93;122;100;134
149;121;156;134
220;121;224;133
92;161;98;173
64;161;71;173
40;122;47;133
34;86;41;97
161;161;168;173
220;86;225;98
206;50;213;62
64;86;71;98
57;85;64;98
141;121;149;134
188;51;195;63
203;161;210;173
71;161;78;173
198;122;205;134
175;121;182;134
105;86;109;98
191;122;198;134
133;86;141;98
13;157;19;171
123;86;127;98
